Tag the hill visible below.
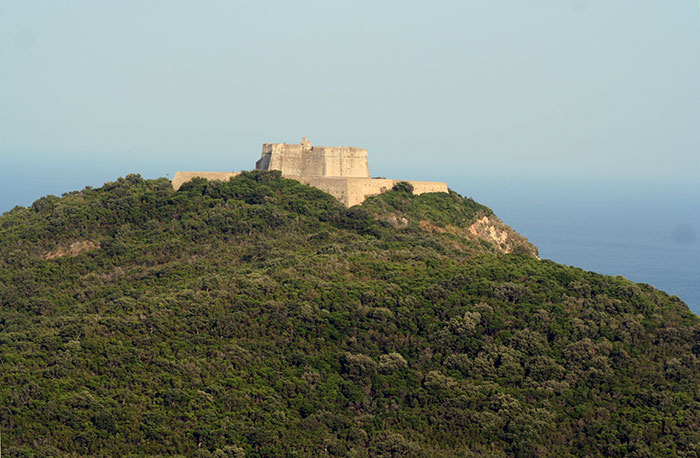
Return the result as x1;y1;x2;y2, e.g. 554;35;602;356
1;171;699;457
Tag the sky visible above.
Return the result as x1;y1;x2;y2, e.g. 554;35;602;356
1;1;699;308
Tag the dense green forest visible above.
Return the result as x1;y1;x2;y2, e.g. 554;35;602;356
0;171;698;457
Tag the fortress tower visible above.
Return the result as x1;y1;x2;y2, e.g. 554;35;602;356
255;137;370;178
172;138;447;206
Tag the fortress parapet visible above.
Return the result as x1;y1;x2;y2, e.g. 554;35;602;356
256;137;370;178
173;138;447;206
171;171;240;192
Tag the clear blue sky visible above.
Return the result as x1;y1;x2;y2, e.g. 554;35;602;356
2;0;698;210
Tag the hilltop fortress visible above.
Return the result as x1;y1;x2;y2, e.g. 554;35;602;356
172;138;447;206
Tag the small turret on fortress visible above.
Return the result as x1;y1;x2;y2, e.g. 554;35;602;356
172;138;447;206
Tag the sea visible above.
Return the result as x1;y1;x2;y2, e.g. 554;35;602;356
452;175;700;316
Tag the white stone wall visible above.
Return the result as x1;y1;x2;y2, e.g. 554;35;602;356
256;142;369;178
171;171;240;191
173;139;447;206
291;176;448;207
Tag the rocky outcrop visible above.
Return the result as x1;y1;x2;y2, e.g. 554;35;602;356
44;240;100;259
416;215;538;257
469;215;538;257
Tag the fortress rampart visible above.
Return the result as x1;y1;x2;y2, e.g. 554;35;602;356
171;171;240;191
291;176;448;207
172;138;447;206
256;138;370;178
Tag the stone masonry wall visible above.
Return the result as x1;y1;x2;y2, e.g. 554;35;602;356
257;142;369;178
345;178;447;207
171;171;240;191
172;138;448;206
291;176;448;207
172;172;447;207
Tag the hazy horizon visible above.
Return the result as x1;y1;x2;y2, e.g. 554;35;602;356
3;1;698;182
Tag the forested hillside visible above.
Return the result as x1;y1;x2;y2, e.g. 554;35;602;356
1;171;698;457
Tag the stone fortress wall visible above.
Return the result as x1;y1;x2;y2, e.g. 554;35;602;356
291;177;448;207
173;138;447;206
171;171;240;192
256;137;370;178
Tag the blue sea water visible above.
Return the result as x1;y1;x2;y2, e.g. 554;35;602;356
454;176;700;316
515;213;700;315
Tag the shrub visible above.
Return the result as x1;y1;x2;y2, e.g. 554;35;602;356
392;181;414;193
379;352;408;374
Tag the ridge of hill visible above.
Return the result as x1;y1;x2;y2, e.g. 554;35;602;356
0;171;698;457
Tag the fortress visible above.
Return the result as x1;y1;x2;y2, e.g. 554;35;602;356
172;138;448;206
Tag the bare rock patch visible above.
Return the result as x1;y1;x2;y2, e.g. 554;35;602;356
44;240;100;259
